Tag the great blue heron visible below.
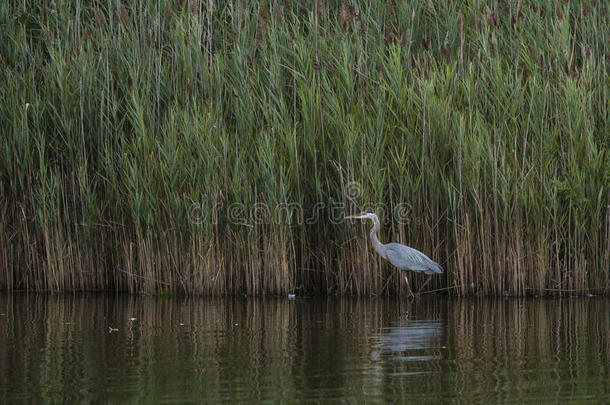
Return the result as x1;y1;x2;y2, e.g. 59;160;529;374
345;210;443;298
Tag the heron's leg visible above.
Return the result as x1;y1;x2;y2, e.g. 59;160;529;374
415;276;432;297
404;275;415;300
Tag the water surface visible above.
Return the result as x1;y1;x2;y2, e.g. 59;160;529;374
0;295;608;402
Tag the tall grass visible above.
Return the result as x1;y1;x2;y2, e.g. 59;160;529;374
0;0;608;296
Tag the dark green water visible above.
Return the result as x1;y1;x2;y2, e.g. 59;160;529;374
0;294;608;403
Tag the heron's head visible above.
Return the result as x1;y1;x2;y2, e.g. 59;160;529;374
344;210;377;221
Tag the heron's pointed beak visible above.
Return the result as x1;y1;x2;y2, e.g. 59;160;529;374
344;214;362;220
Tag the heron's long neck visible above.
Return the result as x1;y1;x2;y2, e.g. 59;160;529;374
369;218;385;258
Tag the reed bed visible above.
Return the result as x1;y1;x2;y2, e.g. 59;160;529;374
0;0;608;296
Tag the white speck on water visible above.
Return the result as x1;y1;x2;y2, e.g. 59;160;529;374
179;323;184;326
234;323;238;326
288;293;296;300
129;317;137;321
108;327;118;333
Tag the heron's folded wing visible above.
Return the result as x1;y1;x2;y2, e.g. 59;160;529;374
384;244;430;272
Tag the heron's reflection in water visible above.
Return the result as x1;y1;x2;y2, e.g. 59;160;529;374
372;319;444;376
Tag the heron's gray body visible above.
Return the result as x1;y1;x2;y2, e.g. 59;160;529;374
384;243;444;275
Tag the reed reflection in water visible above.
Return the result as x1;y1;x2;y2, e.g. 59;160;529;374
0;295;608;402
